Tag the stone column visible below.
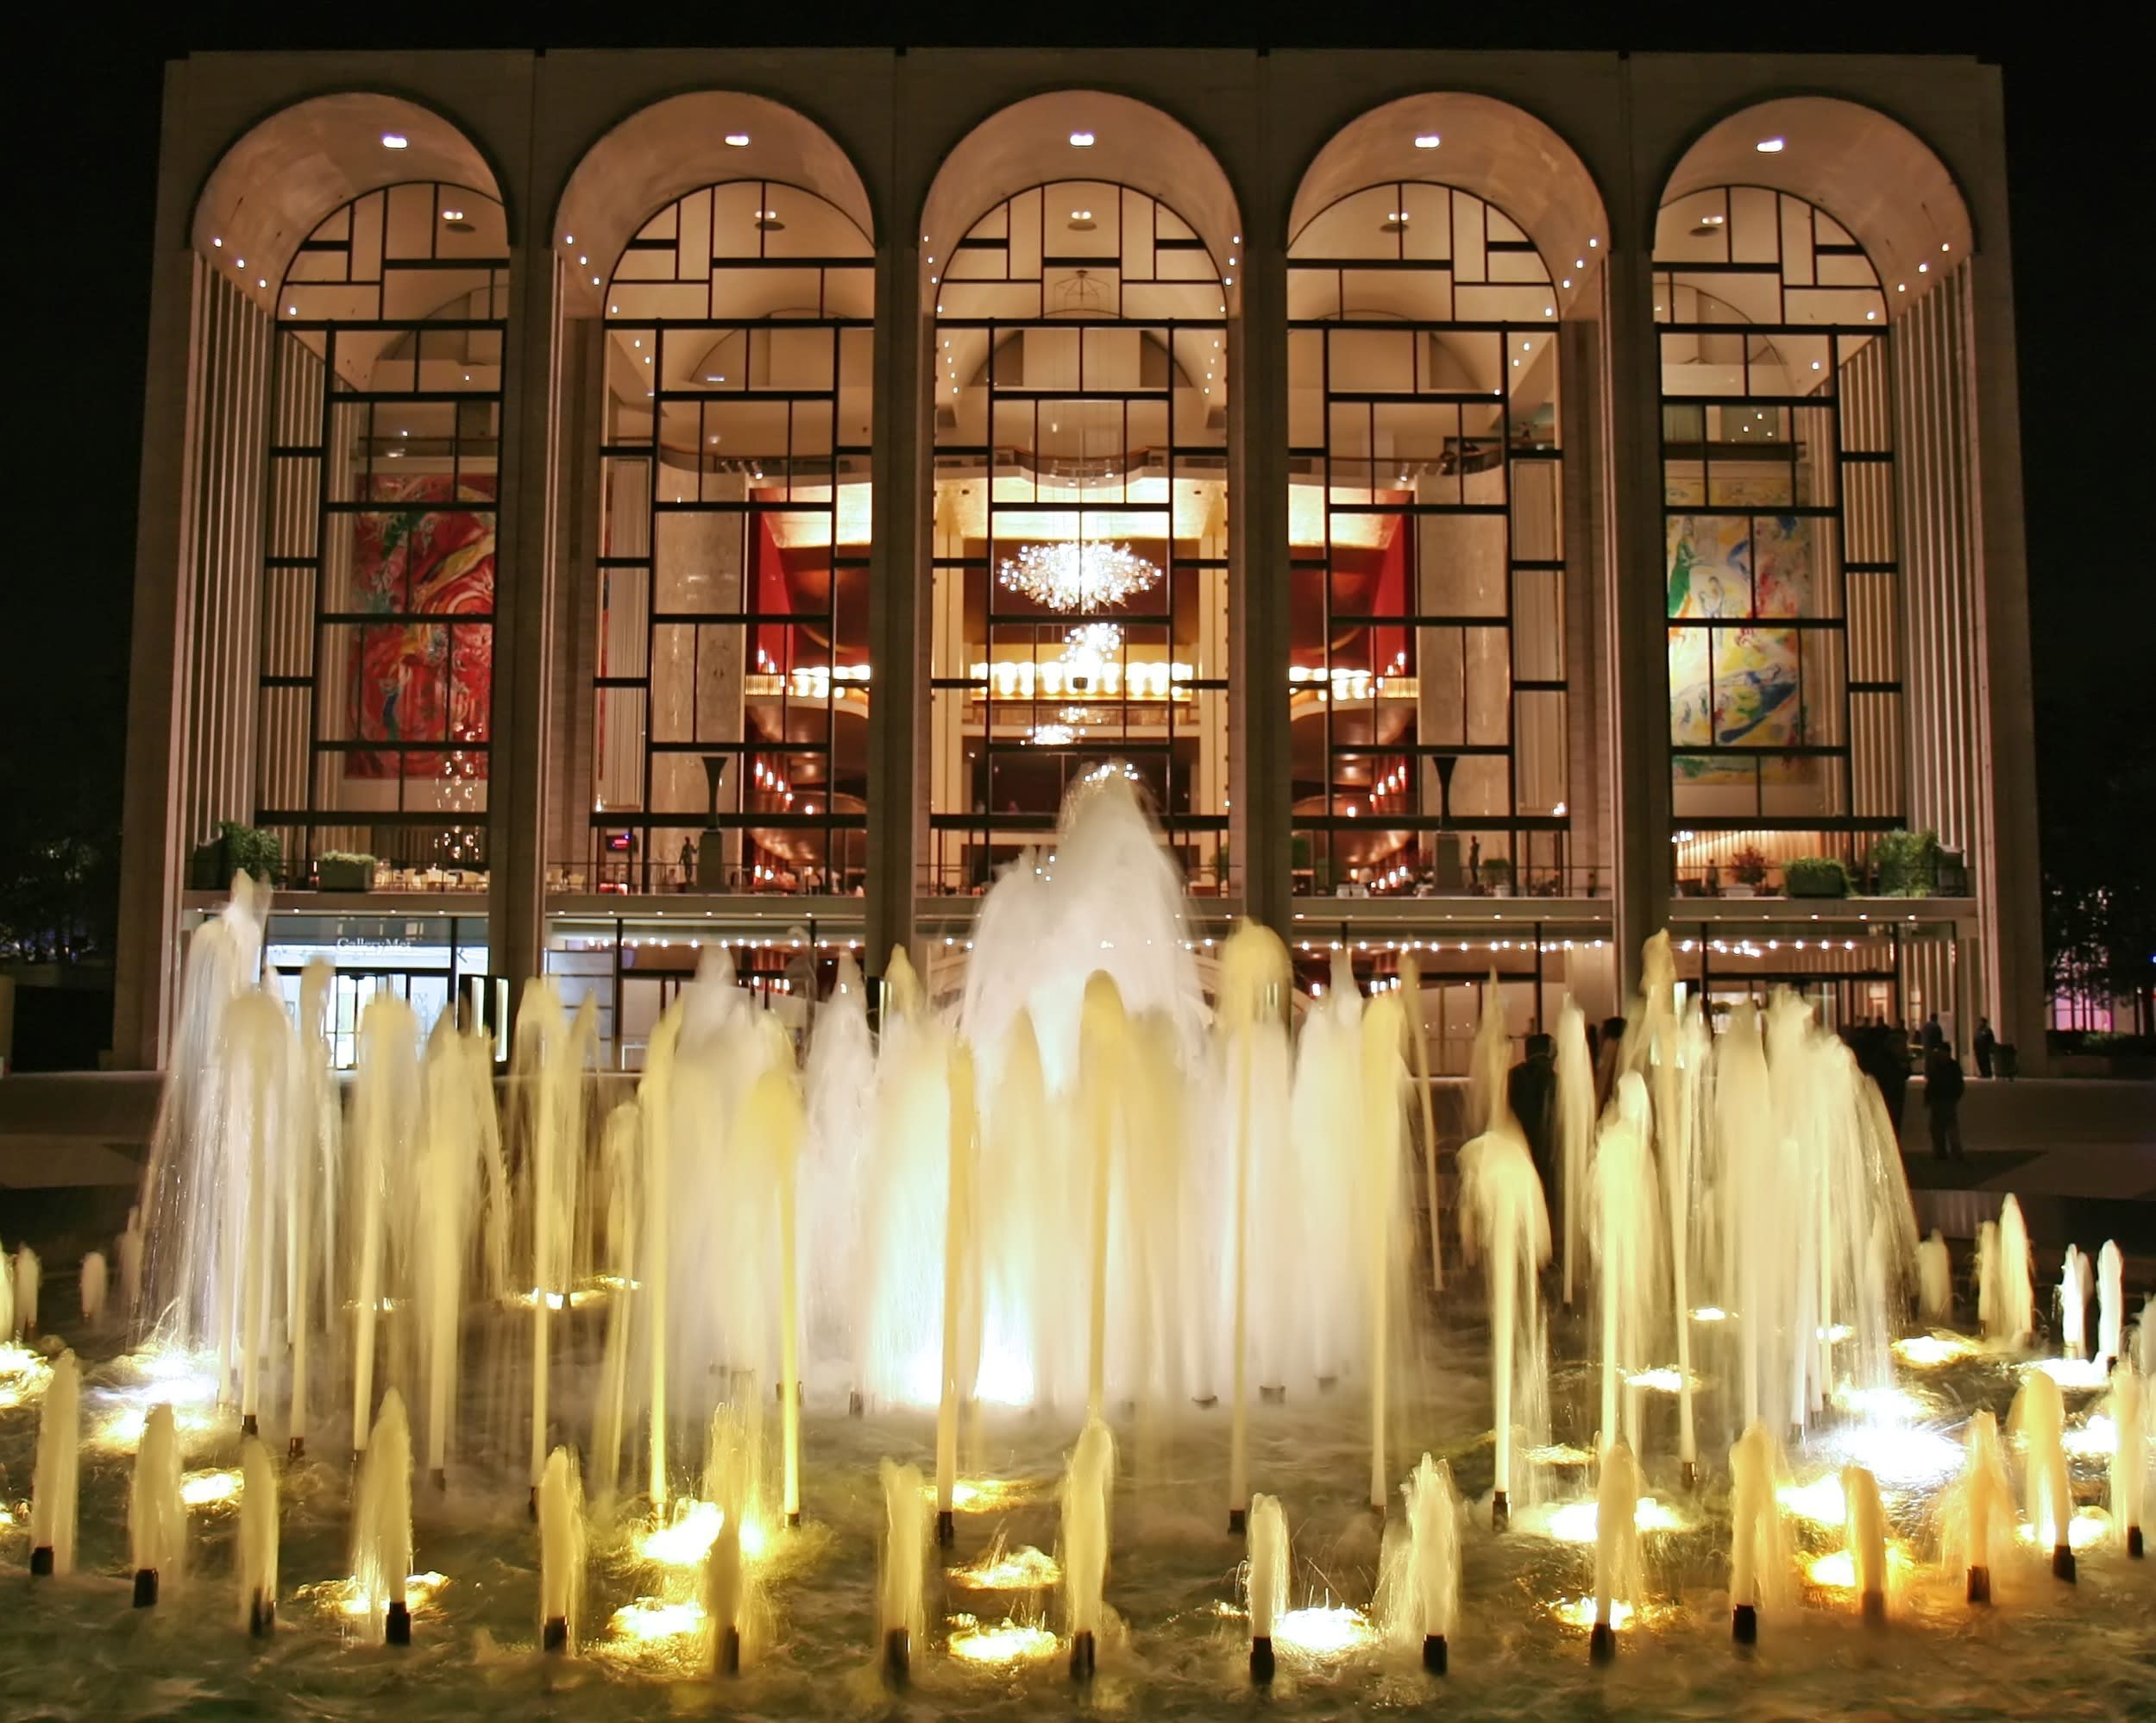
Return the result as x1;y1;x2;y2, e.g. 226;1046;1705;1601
867;238;925;972
1235;195;1291;935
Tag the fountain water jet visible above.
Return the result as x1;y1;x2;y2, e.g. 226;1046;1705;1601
1843;1465;1889;1625
349;997;419;1458
2096;1242;2123;1366
2059;1244;2091;1358
2108;1366;2144;1557
1243;1492;1285;1682
1591;1072;1660;1456
28;1348;79;1574
116;1207;144;1330
1918;1230;1952;1324
1936;1408;2013;1603
1590;1440;1642;1663
79;1251;108;1327
2009;1369;2075;1582
13;1244;38;1337
1459;1118;1550;1527
877;1458;925;1682
936;1041;977;1546
1359;992;1407;1512
1061;1416;1114;1679
1390;1453;1460;1674
1989;1197;2034;1348
537;1446;583;1651
239;1433;278;1635
129;1401;185;1606
1554;1002;1594;1308
1727;1421;1790;1644
354;1390;416;1643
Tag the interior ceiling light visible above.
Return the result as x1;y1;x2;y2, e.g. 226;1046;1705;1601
1413;133;1441;148
382;133;408;149
724;132;750;147
1757;136;1785;153
1069;129;1095;147
443;209;464;221
999;543;1160;610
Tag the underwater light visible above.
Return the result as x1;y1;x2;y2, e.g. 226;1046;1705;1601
2028;1356;2109;1391
1893;1333;1977;1367
951;1539;1061;1590
1552;1596;1635;1631
1274;1606;1374;1657
1537;1496;1683;1544
1807;1544;1914;1588
638;1500;768;1566
1778;1473;1847;1527
2017;1507;2110;1551
2062;1413;2116;1458
180;1468;242;1507
948;1615;1059;1663
608;1598;706;1641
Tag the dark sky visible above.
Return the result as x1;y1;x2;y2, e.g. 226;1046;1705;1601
12;14;2140;904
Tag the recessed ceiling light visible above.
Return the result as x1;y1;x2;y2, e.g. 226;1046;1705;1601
1757;137;1785;153
724;133;750;147
1918;261;1928;273
1413;134;1440;148
443;209;463;221
211;236;222;248
382;133;408;149
1069;130;1095;147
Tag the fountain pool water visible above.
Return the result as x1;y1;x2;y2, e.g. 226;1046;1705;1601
1;770;2151;1720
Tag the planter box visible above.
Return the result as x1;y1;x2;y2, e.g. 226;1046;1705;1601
316;858;375;891
1786;878;1847;898
1723;883;1756;899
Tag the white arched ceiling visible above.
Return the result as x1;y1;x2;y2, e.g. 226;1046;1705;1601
1290;92;1608;317
919;90;1243;313
1659;97;1973;316
192;91;502;314
554;91;875;316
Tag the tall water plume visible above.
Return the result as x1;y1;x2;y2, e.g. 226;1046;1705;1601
1590;1439;1642;1661
2059;1245;2092;1358
2096;1241;2125;1365
1358;992;1408;1512
1386;1453;1461;1673
1458;1117;1550;1523
2009;1368;2075;1580
1934;1409;2014;1603
1061;1416;1115;1678
1918;1231;1953;1324
1591;1072;1660;1455
2109;1365;2145;1557
1990;1197;2034;1348
353;1389;416;1643
350;995;420;1456
1243;1492;1286;1682
876;1457;925;1682
1843;1465;1889;1624
537;1446;584;1651
129;1401;185;1605
28;1348;79;1574
1553;1002;1594;1307
1726;1420;1790;1643
239;1433;278;1634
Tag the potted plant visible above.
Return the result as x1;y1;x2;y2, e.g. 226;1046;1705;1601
1870;828;1939;897
1784;855;1849;898
190;819;281;890
1480;855;1513;896
316;850;377;891
1725;843;1770;898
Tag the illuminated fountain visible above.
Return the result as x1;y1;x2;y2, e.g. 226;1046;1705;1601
129;1401;184;1606
238;1432;277;1635
2059;1244;2092;1358
1242;1491;1285;1682
1459;1116;1550;1528
28;1349;79;1574
2009;1368;2077;1582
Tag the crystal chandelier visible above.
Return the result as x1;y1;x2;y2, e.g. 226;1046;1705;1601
997;541;1160;611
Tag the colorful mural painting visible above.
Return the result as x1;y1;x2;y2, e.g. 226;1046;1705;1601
1666;510;1812;783
344;474;495;779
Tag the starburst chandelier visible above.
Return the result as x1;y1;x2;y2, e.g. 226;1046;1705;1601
997;541;1160;611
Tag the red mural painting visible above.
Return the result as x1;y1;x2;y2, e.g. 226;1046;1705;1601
344;474;495;779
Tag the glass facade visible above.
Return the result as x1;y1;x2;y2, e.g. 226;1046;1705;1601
1656;187;1903;895
927;183;1231;893
1287;183;1570;900
589;181;874;895
255;183;509;883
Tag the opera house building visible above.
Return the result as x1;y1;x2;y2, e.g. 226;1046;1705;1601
113;47;2044;1071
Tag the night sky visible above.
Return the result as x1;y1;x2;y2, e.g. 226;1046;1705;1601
9;16;2140;968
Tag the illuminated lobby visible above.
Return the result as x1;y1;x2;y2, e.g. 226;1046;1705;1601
115;47;2044;1071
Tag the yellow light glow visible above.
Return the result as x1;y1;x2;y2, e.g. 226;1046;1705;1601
1817;1324;1855;1343
180;1468;242;1507
1625;1368;1695;1393
1536;1496;1684;1544
506;1286;604;1311
1552;1596;1635;1631
1273;1606;1374;1657
1690;1306;1732;1323
1831;1383;1933;1422
1806;1544;1914;1589
2028;1357;2109;1392
608;1598;706;1642
92;1397;223;1455
1892;1334;1977;1368
947;1615;1059;1664
952;1542;1061;1590
637;1500;767;1567
313;1571;447;1619
1524;1443;1595;1467
923;1477;1031;1513
0;1342;48;1378
2018;1508;2110;1551
1779;1474;1847;1527
2064;1414;2116;1458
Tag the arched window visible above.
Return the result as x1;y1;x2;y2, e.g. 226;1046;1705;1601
255;183;509;879
1286;182;1568;899
927;182;1230;892
1656;187;1900;890
592;181;873;895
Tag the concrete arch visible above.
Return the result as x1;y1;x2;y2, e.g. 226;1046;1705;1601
1290;92;1608;317
192;91;506;309
1656;95;1974;315
918;90;1243;311
553;91;875;317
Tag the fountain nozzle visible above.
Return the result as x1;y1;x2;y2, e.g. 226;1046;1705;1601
717;1625;742;1675
241;1412;258;1437
1422;1633;1448;1675
288;1437;305;1461
431;1468;447;1493
1966;1565;1991;1605
882;1627;908;1684
29;1546;54;1576
543;1616;569;1652
935;1509;955;1547
1680;1460;1697;1491
1491;1490;1509;1531
2052;1544;2077;1583
1249;1637;1275;1684
1227;1506;1246;1535
386;1601;412;1645
2128;1526;2144;1560
132;1568;159;1608
1732;1603;1757;1644
1589;1621;1616;1664
249;1593;275;1638
1070;1629;1097;1682
1861;1589;1886;1627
